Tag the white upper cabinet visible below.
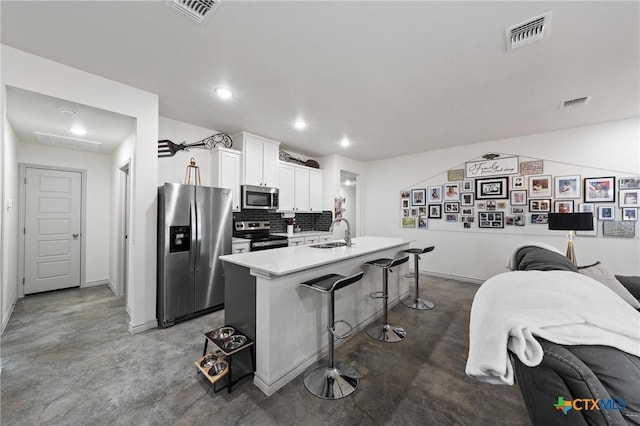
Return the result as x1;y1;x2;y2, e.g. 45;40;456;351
235;132;280;187
309;169;323;212
277;163;295;211
277;161;323;212
211;147;241;211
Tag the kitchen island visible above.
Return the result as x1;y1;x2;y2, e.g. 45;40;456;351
219;236;411;396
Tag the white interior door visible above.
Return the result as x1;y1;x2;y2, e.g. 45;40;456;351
24;168;82;294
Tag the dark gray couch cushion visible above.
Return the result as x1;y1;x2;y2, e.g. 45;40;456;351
515;246;579;272
616;275;640;301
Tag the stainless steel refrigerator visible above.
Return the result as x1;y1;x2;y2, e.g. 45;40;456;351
157;183;232;327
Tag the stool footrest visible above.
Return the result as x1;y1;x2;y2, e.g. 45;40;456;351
369;291;387;300
330;320;354;339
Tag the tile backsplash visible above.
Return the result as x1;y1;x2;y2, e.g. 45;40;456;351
233;210;333;233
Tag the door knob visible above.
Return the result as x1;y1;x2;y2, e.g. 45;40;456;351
73;233;79;239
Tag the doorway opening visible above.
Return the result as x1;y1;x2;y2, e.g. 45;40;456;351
118;161;131;298
340;170;359;237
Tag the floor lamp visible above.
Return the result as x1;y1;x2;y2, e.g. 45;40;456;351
548;212;594;265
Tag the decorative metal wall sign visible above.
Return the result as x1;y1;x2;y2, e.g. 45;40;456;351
158;133;233;158
465;156;519;178
603;221;635;238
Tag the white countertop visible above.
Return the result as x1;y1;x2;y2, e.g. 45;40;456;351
271;230;331;238
219;236;410;277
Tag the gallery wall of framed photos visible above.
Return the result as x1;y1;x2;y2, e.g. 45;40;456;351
399;154;639;238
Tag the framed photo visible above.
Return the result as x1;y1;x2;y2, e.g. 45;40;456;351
505;216;514;225
401;199;410;209
462;215;475;223
511;176;526;189
400;191;410;199
462;180;474;192
402;209;410;217
428;186;442;203
597;205;615;221
401;217;416;228
620;189;640;207
531;214;548;224
477;202;486;210
418;207;427;216
584;177;615;203
497;201;507;209
461;193;474;206
529;199;551;212
445;214;458;222
461;207;474;216
622;208;637;221
578;203;594;213
554;200;574;213
486;200;497;211
411;189;426;206
444;202;459;213
443;182;461;201
529;175;552;198
478;211;504;228
514;214;525;226
619;177;640;189
475;177;509;200
428;204;442;219
554;175;581;199
511;206;524;214
510;190;527;206
418;215;428;229
410;208;419;217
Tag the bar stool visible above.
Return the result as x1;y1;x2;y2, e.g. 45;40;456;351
299;271;365;399
402;246;435;310
365;256;410;343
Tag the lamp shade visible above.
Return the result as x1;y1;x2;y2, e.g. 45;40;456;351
548;213;594;231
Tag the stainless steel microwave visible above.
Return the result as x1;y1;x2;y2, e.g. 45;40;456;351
241;185;279;210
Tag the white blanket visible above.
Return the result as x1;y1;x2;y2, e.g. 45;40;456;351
465;270;640;385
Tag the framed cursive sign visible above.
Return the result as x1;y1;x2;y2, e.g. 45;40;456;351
465;157;519;178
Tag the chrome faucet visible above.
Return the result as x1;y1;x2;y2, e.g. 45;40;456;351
329;218;352;247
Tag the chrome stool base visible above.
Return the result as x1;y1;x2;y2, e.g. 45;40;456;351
366;323;407;342
402;296;434;310
302;361;359;399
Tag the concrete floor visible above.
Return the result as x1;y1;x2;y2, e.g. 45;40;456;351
1;276;530;425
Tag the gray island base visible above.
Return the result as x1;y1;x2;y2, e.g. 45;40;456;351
219;236;411;396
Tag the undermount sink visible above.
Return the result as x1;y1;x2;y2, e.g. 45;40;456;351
310;241;349;248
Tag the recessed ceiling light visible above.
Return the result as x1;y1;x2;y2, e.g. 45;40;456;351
215;87;233;99
58;107;77;117
340;137;350;148
69;127;87;136
294;120;307;130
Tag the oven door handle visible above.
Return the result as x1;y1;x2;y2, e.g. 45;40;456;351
253;240;288;248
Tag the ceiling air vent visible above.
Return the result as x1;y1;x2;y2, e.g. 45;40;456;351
559;96;591;110
34;131;102;152
505;12;552;50
166;0;221;24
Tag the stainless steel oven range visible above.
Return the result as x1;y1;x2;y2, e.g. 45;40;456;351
233;220;288;251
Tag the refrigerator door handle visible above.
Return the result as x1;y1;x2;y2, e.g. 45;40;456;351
190;200;197;272
195;200;202;271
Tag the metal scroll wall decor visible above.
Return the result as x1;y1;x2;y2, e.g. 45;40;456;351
158;133;233;158
279;150;320;169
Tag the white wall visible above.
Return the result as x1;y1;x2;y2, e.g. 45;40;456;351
110;131;135;301
2;45;159;333
364;118;640;280
18;143;112;285
158;116;219;186
2;119;19;331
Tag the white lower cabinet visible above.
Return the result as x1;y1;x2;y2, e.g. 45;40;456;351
232;241;250;254
288;237;304;247
319;235;332;243
303;236;319;245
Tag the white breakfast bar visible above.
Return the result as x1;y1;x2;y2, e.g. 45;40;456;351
219;236;411;396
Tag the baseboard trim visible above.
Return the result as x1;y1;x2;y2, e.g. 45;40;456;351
410;269;483;285
82;279;109;288
1;298;17;335
106;279;118;296
128;319;157;334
